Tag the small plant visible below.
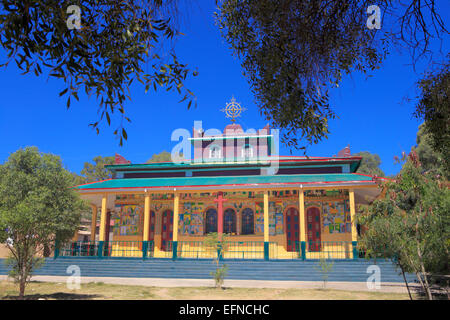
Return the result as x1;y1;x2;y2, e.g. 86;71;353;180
210;264;229;289
203;232;230;289
314;257;334;289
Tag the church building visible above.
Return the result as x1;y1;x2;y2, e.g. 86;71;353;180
63;101;383;261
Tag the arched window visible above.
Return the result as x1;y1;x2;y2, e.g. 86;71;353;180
241;144;254;158
241;208;254;235
209;145;222;159
223;208;236;234
205;208;218;234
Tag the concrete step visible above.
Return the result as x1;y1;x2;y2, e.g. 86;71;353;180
0;258;416;283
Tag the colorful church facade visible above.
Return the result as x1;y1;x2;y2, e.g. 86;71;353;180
64;121;383;261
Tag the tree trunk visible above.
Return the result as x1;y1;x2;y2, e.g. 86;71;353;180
416;234;433;299
19;277;26;300
399;263;413;300
420;267;433;300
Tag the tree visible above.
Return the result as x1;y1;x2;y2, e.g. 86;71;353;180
146;150;184;163
0;147;86;299
414;57;449;178
203;232;230;289
358;151;450;300
0;1;197;145
146;150;173;163
215;0;448;149
354;151;385;177
413;124;446;178
314;258;334;289
80;155;115;182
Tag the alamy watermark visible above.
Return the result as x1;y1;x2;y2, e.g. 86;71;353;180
366;265;381;290
170;121;280;175
366;5;381;30
66;265;81;290
66;5;81;30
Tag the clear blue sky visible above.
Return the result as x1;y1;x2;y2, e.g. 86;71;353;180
0;2;448;176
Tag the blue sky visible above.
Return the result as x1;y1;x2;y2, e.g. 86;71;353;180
0;1;448;176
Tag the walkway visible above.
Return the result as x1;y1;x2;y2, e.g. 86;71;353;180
0;275;418;294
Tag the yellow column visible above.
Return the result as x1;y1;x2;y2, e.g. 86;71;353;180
90;205;98;242
143;194;151;241
349;189;358;259
172;192;180;259
71;230;78;242
173;193;179;242
263;191;269;242
349;189;357;241
299;190;306;242
298;189;307;259
99;194;108;242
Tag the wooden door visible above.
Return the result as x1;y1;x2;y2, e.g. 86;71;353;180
306;207;321;251
285;207;299;252
148;211;156;241
161;210;173;251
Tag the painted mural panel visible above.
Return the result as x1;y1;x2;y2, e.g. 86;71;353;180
180;202;205;235
314;199;351;234
255;202;264;234
268;202;284;235
112;204;144;236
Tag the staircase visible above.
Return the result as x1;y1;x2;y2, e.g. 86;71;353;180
0;258;416;283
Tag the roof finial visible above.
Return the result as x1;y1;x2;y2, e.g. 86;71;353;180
221;95;246;123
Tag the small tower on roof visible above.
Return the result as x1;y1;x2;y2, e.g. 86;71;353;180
191;97;273;162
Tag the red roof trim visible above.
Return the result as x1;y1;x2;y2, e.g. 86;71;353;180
72;178;114;188
353;173;395;181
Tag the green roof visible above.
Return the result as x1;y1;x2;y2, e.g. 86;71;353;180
106;156;362;172
76;173;374;191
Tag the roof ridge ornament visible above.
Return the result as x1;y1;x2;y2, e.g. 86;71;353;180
221;95;246;123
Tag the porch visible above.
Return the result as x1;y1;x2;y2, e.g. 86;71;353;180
70;179;382;261
56;239;361;260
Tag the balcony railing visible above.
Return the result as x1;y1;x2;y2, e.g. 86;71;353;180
57;240;360;260
59;241;99;257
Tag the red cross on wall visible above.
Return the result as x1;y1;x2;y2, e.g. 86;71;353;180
214;191;228;239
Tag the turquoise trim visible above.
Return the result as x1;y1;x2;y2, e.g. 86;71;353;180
172;241;178;260
54;240;59;259
112;164;346;175
264;242;269;261
98;241;104;258
76;173;374;190
217;241;223;261
142;241;148;259
105;157;361;172
352;241;358;260
188;135;273;142
301;241;306;260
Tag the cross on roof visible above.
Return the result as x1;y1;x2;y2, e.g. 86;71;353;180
221;96;246;123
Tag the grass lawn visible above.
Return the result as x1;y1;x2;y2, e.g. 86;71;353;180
0;280;413;300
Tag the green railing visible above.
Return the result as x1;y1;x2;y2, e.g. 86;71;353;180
58;240;360;260
289;241;303;259
160;240;173;258
60;241;99;257
103;241;143;257
222;241;277;259
176;241;278;260
145;241;155;258
302;241;355;259
177;241;218;259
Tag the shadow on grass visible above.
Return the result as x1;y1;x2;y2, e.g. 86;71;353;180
2;292;103;300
